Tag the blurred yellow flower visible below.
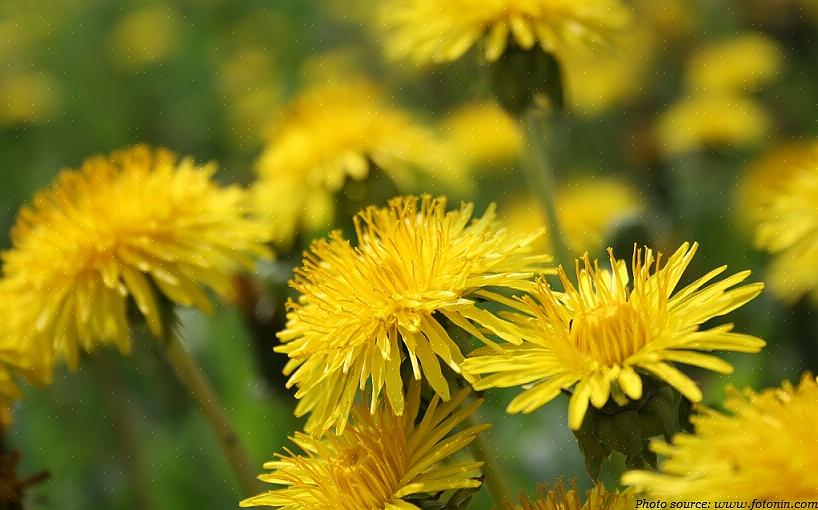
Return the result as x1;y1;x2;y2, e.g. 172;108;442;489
510;480;635;510
379;0;631;64
462;243;765;430
753;149;818;302
240;384;487;509
657;94;770;155
0;146;271;372
277;195;550;434
622;374;818;500
503;176;644;255
686;34;784;93
252;79;466;248
0;71;60;125
108;6;181;69
441;102;523;168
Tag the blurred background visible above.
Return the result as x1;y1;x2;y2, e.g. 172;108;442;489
2;0;818;508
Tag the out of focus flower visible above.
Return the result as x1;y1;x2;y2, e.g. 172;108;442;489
685;34;784;93
0;71;60;125
108;6;181;69
622;374;818;500
379;0;631;64
753;149;818;302
240;384;487;509
462;243;765;430
508;480;635;510
277;195;550;434
441;102;523;169
503;176;644;255
657;94;770;155
634;0;694;41
0;146;271;371
251;79;466;248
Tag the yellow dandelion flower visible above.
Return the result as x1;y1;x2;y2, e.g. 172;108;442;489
509;480;635;510
753;149;818;302
240;384;487;509
462;242;765;430
0;145;271;372
657;94;770;155
441;102;523;169
503;176;644;255
277;195;550;434
379;0;631;65
686;34;783;93
252;79;466;248
622;374;818;500
108;5;181;70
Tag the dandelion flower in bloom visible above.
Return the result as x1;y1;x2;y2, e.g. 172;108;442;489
278;195;550;434
252;79;465;248
508;480;635;510
657;94;770;155
0;145;271;371
622;374;818;500
462;243;765;430
685;33;783;93
379;0;631;65
753;150;818;302
441;102;522;169
503;176;644;255
240;384;487;509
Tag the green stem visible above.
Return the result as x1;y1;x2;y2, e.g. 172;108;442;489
466;405;513;509
522;105;571;267
161;325;261;498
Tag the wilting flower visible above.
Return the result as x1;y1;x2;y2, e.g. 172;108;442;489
278;195;550;433
503;176;643;255
462;243;765;430
379;0;631;65
251;79;465;248
657;94;770;155
240;384;487;509
753;150;818;302
622;374;818;500
508;480;635;510
441;102;522;169
0;146;270;371
685;33;783;93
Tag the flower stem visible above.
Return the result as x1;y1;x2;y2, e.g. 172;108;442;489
466;404;514;509
522;105;570;267
162;324;261;498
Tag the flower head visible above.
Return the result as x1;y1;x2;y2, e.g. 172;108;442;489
462;243;765;429
622;374;818;500
240;384;487;509
0;145;270;372
753;149;818;302
441;102;522;169
509;480;635;510
685;34;783;93
278;195;550;434
252;79;465;248
379;0;631;65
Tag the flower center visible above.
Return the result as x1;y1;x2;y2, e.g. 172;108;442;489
570;301;649;366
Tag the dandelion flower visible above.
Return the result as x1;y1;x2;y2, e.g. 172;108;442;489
252;79;465;248
753;150;818;302
379;0;631;65
278;195;550;434
441;102;522;169
503;176;644;255
686;34;783;93
509;480;635;510
240;384;487;509
462;243;765;430
0;145;271;371
657;94;770;155
622;374;818;500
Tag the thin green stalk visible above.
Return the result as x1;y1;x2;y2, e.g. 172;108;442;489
522;106;571;267
466;404;513;509
161;324;261;498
